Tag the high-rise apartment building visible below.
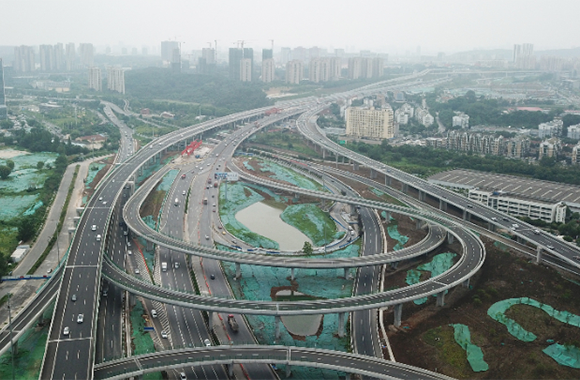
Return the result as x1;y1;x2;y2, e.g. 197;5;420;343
329;57;342;80
345;106;396;140
240;58;252;82
285;60;303;84
348;57;362;79
65;43;76;71
513;43;535;69
202;48;216;65
79;43;94;67
107;67;125;94
309;58;330;83
171;47;181;73
262;49;273;60
280;47;291;64
13;46;36;72
0;59;6;119
88;67;102;91
161;41;180;61
261;58;275;83
229;48;253;81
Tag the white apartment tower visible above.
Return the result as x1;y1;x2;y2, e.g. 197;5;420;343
107;67;125;94
88;67;102;91
261;58;275;83
240;58;252;82
285;60;303;84
345;107;396;140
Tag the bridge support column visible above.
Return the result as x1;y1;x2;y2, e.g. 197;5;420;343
390;261;399;269
290;268;295;281
275;316;281;339
393;304;403;327
353;162;359;171
488;222;496;232
146;239;154;252
235;263;241;280
415;219;423;230
370;169;377;179
68;227;75;243
342;156;345;164
401;183;408;193
294;192;300;200
384;211;391;224
418;190;426;201
228;362;234;377
439;199;447;211
536;246;543;264
73;216;80;226
462;278;470;288
76;207;84;216
462;210;471;221
385;176;391;186
322;148;326;159
447;232;454;244
343;267;351;279
517;236;524;244
338;312;346;338
286;365;292;378
335;154;339;167
350;204;357;217
208;311;214;328
436;291;446;307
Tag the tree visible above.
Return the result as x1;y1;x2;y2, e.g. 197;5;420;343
5;160;14;170
18;216;36;242
37;161;44;170
0;120;13;129
0;165;11;179
302;241;313;255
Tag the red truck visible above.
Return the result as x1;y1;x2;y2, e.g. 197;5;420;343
213;182;218;188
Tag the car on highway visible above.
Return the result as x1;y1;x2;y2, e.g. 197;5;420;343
204;338;211;346
151;309;157;318
127;250;132;255
135;268;140;274
96;234;101;241
210;274;215;280
77;314;84;323
98;197;103;201
182;190;186;195
547;245;555;250
91;225;97;231
63;326;70;336
161;331;168;339
180;372;187;380
71;294;76;302
205;235;209;240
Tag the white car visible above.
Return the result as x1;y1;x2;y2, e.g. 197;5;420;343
77;314;84;323
161;331;168;339
135;268;140;274
204;338;211;346
91;225;97;231
205;235;209;240
63;326;70;336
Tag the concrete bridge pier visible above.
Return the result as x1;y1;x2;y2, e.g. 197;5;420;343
146;239;154;252
342;156;346;164
126;181;135;195
418;190;426;201
68;227;76;243
415;219;423;230
335;154;339;167
228;363;234;377
384;211;391;224
73;216;80;226
353;162;359;171
350;204;357;217
385;176;391;186
322;148;326;159
290;268;295;281
286;365;292;378
275;316;281;340
447;232;454;244
390;261;399;270
462;278;470;288
76;207;84;217
462;210;471;221
439;199;447;211
294;192;300;200
393;304;403;327
208;311;214;328
343;267;351;279
235;263;242;280
338;312;346;338
536;246;543;264
517;236;524;244
488;222;496;232
401;183;408;193
370;169;377;179
436;291;446;307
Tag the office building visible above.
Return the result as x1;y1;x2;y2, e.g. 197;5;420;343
13;45;36;72
161;41;180;61
79;43;94;67
107;67;125;94
468;189;566;223
345;106;396;140
88;67;102;91
0;59;6;119
229;48;253;81
285;60;303;84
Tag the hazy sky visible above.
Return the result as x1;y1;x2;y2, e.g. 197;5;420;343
2;0;579;54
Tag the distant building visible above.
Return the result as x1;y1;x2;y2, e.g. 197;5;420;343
240;58;252;82
345;106;395;140
107;67;125;94
78;43;94;67
88;67;102;91
285;60;303;84
0;58;6;119
513;43;535;69
261;58;275;83
572;144;580;165
171;47;181;73
567;124;580;140
39;44;64;71
415;107;434;127
161;41;179;61
538;138;560;159
229;48;253;81
13;45;35;72
65;43;76;71
348;57;383;79
505;137;530;159
538;119;563;138
452;113;470;128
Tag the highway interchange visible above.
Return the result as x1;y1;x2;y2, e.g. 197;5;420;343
1;69;579;379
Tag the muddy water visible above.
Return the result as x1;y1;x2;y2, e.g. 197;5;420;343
235;201;311;251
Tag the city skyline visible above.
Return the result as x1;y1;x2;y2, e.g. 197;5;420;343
1;0;579;54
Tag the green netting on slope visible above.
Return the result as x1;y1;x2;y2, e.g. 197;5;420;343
372;188;385;197
157;169;179;192
220;182;278;249
23;200;43;215
259;160;321;191
543;343;580;369
387;223;409;251
0;194;39;220
139;215;157;272
493;241;510;252
245;182;284;202
0;167;50;192
450;323;489;372
487;297;580;342
280;203;340;247
85;162;106;189
243;160;255;171
130;301;156;356
406;253;457;305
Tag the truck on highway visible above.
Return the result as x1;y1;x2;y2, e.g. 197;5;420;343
203;198;208;205
161;262;167;272
213;182;218;188
227;314;239;332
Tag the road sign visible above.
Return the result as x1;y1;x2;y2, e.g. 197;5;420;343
215;172;239;181
143;326;154;331
339;140;346;145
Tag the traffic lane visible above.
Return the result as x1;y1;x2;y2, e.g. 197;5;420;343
50;339;92;380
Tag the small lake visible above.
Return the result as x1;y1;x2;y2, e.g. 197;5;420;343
235;201;311;251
